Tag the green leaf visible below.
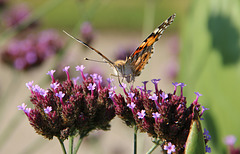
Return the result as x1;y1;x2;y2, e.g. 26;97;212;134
185;115;205;154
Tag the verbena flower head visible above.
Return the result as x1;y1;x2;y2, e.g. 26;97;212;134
112;79;208;153
80;21;94;45
224;135;240;154
2;4;30;27
18;65;115;140
1;30;62;70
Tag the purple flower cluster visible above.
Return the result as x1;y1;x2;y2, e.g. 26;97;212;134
80;21;94;45
111;80;209;153
2;4;30;27
2;30;62;70
224;135;240;154
18;65;115;140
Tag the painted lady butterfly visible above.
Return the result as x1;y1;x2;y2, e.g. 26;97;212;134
64;13;176;84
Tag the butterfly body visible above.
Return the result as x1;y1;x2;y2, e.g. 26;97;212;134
64;13;176;83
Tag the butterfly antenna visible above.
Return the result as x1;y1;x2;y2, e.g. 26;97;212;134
84;58;107;63
63;30;115;65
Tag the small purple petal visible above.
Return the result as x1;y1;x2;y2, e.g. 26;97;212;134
128;92;135;98
172;82;180;87
87;83;96;91
152;112;161;119
160;92;168;99
44;106;52;114
62;66;70;72
76;65;85;72
179;83;186;88
26;81;34;90
17;103;27;111
203;128;211;141
50;82;60;90
224;135;236;146
149;94;158;101
24;108;31;114
194;92;202;97
127;102;136;110
164;142;176;154
137;110;146;119
56;91;65;99
205;145;211;153
46;70;56;76
151;79;161;84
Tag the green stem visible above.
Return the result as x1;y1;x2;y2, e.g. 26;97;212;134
134;125;138;154
146;139;160;154
69;136;74;154
73;135;84;154
58;137;67;154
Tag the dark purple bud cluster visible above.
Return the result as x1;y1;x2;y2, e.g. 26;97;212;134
2;4;30;27
18;65;115;140
80;22;94;45
2;30;63;70
111;80;207;152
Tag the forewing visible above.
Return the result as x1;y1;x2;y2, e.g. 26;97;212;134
126;14;176;75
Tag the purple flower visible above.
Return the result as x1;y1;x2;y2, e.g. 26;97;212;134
164;142;176;154
47;70;56;82
224;135;237;146
24;108;31;115
151;79;161;92
142;81;148;91
80;21;94;45
128;92;135;99
152;112;161;119
87;83;96;91
200;106;209;119
56;91;65;99
26;81;34;90
137;110;146;119
149;94;158;101
50;82;60;90
2;4;30;27
62;66;70;72
63;66;70;81
76;65;85;72
203;128;211;141
127;102;136;110
113;78;204;153
19;64;115;141
160;92;168;99
76;65;86;80
151;79;161;84
2;30;62;71
44;106;52;114
194;92;202;105
17;103;27;111
90;73;98;81
179;82;186;97
72;76;80;85
205;145;211;153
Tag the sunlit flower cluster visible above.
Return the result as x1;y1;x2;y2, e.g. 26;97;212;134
111;79;210;153
18;65;115;140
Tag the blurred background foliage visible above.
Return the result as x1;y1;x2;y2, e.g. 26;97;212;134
0;0;239;153
179;0;240;153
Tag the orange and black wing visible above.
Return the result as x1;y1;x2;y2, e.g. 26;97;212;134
127;13;176;76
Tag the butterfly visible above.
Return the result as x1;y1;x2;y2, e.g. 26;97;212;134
64;13;176;84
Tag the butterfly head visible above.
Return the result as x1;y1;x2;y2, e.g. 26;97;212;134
113;60;135;83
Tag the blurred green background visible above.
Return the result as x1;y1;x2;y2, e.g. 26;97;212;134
0;0;240;153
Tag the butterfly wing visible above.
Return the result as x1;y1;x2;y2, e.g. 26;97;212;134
126;13;176;76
